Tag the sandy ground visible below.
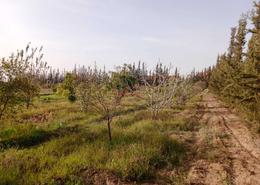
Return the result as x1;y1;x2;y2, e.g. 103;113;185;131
187;93;260;185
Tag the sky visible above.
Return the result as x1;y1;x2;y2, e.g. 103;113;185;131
0;0;253;74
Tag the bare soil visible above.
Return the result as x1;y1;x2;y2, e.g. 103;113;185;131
187;92;260;185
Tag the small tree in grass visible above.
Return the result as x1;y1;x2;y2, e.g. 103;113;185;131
76;82;91;112
174;78;194;107
18;77;40;109
63;73;77;102
77;79;123;142
111;64;137;101
143;73;179;120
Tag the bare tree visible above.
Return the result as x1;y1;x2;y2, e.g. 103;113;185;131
77;80;123;142
143;74;179;120
175;78;194;106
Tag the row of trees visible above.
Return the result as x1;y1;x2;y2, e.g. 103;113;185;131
210;2;260;123
190;67;212;85
0;44;195;142
39;61;180;88
60;63;193;142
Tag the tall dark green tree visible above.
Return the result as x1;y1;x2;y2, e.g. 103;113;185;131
210;1;260;123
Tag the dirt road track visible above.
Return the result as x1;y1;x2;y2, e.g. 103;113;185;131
188;93;260;185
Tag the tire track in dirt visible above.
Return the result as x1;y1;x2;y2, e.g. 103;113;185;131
220;114;260;185
221;116;259;161
187;92;260;185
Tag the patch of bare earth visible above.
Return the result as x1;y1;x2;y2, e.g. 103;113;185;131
81;168;163;185
27;111;53;123
187;92;260;185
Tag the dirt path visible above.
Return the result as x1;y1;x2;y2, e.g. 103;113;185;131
187;92;260;185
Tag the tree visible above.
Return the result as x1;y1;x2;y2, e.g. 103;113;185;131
77;76;124;142
20;45;48;108
239;3;260;121
211;16;247;100
19;77;40;109
0;79;21;119
223;17;247;100
0;44;47;119
63;73;77;102
143;70;179;120
175;78;194;106
111;64;137;101
210;1;260;123
227;27;237;62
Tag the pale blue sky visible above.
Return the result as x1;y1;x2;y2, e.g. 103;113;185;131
0;0;253;73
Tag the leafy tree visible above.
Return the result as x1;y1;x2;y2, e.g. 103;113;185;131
63;73;77;102
211;17;247;99
0;44;47;119
19;77;40;109
210;2;260;123
0;79;21;119
111;64;137;101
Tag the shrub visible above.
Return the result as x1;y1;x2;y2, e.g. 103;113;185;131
68;94;77;102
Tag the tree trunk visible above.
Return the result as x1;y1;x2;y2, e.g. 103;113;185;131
26;99;30;109
152;110;158;120
107;116;112;142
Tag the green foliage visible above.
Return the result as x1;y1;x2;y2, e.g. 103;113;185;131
62;73;77;102
0;44;47;119
210;5;260;124
0;79;22;119
68;94;77;102
111;65;137;93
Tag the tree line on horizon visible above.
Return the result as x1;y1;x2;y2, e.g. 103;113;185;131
0;45;189;119
1;45;197;142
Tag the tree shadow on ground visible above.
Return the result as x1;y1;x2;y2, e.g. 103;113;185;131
0;125;84;150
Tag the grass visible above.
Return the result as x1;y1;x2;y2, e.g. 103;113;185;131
0;93;192;185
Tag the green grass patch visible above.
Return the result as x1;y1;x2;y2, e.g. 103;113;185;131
0;94;190;184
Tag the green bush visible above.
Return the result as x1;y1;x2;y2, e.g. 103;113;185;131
68;94;77;102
